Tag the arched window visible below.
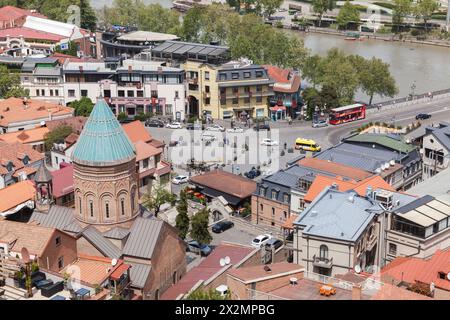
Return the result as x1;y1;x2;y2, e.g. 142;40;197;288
319;245;328;259
120;198;125;216
79;198;82;215
89;200;94;217
105;201;110;218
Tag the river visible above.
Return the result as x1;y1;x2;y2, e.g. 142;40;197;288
90;0;450;103
286;30;450;103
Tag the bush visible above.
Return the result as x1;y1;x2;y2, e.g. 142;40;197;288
410;29;423;37
117;112;128;121
134;112;151;121
275;21;283;28
372;2;395;10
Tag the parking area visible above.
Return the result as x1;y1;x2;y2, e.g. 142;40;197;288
210;223;259;247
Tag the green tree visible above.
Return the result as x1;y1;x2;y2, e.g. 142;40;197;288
392;0;412;33
187;288;231;300
190;208;212;245
301;87;321;119
175;189;190;239
137;4;180;34
143;185;177;217
257;0;283;17
0;65;28;98
180;5;205;42
312;0;334;27
117;112;128;121
358;57;398;105
414;0;439;32
70;97;94;116
336;1;360;30
54;40;78;57
44;125;73;151
300;54;323;88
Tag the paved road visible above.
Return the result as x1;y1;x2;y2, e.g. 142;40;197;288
147;96;450;175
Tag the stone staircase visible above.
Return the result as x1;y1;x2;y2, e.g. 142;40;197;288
0;285;27;300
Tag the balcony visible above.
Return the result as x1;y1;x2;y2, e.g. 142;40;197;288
366;234;377;251
110;97;152;105
187;77;198;85
222;91;273;99
312;255;333;269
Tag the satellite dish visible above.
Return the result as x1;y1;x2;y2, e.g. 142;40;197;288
111;258;118;267
219;258;226;267
354;265;362;274
224;256;231;265
40;120;46;127
21;247;30;264
447;273;450;281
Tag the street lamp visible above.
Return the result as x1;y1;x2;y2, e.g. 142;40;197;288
410;81;416;100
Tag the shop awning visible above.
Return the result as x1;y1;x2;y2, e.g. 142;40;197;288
270;106;286;112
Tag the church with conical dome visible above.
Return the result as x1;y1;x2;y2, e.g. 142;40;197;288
72;98;139;229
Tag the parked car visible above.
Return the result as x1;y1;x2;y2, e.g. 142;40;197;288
201;132;217;142
166;122;183;129
416;113;432;120
172;175;189;185
206;124;225;132
312;120;328;128
212;221;234;233
261;139;278;146
264;238;284;251
244;167;261;179
146;119;165;128
251;234;272;248
226;127;244;133
187;240;212;256
254;123;271;131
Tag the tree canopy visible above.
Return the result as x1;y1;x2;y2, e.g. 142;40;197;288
175;189;190;240
190;208;212;245
0;65;29;99
44;125;73;151
70;97;94;117
336;1;360;29
312;0;334;27
414;0;439;32
143;184;177;217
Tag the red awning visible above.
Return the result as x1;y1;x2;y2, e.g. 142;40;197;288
110;263;130;281
270;106;286;112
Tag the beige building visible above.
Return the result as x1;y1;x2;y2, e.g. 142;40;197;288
184;59;274;120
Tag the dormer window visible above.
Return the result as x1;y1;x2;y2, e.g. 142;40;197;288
259;187;266;196
6;162;13;172
22;155;29;165
271;190;278;200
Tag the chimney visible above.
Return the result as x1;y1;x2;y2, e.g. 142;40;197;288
352;284;362;300
366;185;373;199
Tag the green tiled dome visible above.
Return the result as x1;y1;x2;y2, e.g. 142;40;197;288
72;98;136;166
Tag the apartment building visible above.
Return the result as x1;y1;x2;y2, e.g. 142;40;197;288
62;59;186;120
316;133;423;190
293;186;384;277
421;122;450;179
151;40;273;119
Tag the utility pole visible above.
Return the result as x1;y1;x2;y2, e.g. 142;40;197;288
447;0;450;31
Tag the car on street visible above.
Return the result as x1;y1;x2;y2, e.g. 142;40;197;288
166;122;183;129
312;120;328;128
261;139;278;146
244;167;261;179
187;240;212;256
226;127;244;133
201;132;217;142
186;123;204;130
172;175;189;185
253;123;271;131
264;238;284;251
211;221;234;233
145;119;165;127
206;124;225;132
416;113;432;120
251;234;272;248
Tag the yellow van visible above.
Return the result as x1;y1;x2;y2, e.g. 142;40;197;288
295;138;321;152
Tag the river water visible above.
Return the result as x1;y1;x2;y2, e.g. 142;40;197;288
90;0;450;103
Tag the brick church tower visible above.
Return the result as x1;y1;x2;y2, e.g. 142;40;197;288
72;98;139;229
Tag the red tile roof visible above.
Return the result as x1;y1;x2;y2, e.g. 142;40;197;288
304;174;394;203
0;126;49;145
0;27;64;42
298;158;373;182
0;6;46;23
263;65;301;93
189;170;257;199
122;121;153;144
381;250;450;291
46;116;87;135
51;164;74;198
228;262;304;283
0;98;73;127
0;180;36;212
160;243;254;300
0;141;43;175
134;140;162;162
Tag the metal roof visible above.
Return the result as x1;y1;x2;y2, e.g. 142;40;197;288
122;217;163;259
128;262;151;289
152;40;229;57
294;188;382;242
345;133;416;154
72;98;136;166
409;168;450;203
29;205;81;233
81;226;121;259
424;122;450;151
103;227;130;240
34;66;61;76
394;195;450;227
116;31;178;42
34;163;52;183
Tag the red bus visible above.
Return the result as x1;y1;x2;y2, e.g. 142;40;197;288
328;103;366;125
